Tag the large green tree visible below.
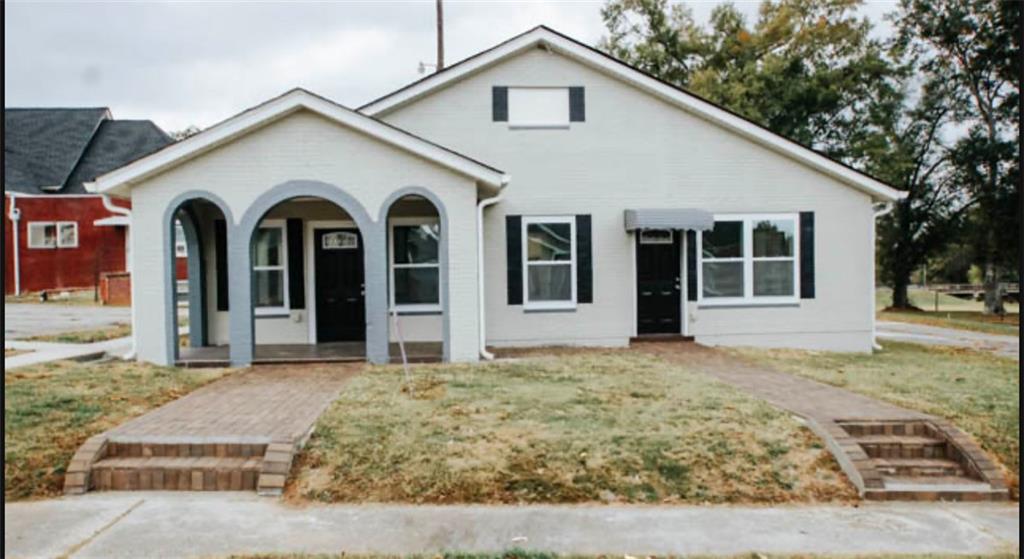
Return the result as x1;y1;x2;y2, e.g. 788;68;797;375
600;0;898;160
869;76;969;309
894;0;1020;314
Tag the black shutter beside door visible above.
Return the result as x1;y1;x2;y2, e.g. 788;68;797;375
576;214;592;303
287;218;305;309
800;212;815;299
686;230;698;302
506;215;522;304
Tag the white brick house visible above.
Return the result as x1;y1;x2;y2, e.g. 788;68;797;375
87;26;904;367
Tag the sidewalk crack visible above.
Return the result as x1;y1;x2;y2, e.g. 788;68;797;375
57;498;145;559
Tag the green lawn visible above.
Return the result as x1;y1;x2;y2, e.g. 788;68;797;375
26;323;133;344
875;287;1019;336
4;360;228;500
732;342;1019;499
291;350;854;505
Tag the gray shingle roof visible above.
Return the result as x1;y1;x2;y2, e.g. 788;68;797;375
63;120;173;194
4;108;172;195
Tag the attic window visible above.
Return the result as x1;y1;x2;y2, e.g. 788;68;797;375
508;87;569;128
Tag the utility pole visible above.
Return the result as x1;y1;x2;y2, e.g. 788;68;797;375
436;0;445;70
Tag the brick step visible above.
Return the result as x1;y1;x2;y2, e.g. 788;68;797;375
840;421;934;437
105;441;268;459
870;457;965;477
855;435;948;459
91;456;263;491
864;475;1008;502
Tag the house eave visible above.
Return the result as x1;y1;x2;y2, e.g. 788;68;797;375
89;88;507;195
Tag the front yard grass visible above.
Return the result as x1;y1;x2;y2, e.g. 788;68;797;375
25;322;132;344
731;342;1019;498
879;309;1018;336
291;351;854;505
4;360;228;500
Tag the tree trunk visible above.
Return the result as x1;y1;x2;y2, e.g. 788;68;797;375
891;271;913;309
982;261;1006;315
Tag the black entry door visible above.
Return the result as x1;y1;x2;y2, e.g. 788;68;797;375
314;228;365;342
636;230;681;334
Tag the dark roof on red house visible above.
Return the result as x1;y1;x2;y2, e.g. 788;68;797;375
4;107;172;195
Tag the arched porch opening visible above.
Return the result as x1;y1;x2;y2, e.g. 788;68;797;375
230;180;387;366
380;189;449;362
164;194;231;366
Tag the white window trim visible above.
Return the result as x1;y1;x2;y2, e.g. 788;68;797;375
507;86;571;129
57;222;79;248
522;215;577;311
26;222;56;249
253;219;289;316
27;221;77;249
389;217;442;313
697;213;800;306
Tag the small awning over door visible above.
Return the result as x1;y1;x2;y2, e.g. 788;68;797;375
623;208;714;232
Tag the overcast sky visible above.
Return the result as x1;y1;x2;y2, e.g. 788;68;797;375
4;1;898;132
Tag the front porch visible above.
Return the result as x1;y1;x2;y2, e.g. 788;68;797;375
176;342;444;367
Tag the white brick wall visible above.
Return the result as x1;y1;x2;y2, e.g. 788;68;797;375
129;110;480;364
380;48;875;352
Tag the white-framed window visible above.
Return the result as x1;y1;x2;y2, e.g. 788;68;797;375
174;221;188;257
27;221;77;249
252;220;289;315
523;215;576;310
508;87;569;128
389;218;441;312
698;213;799;305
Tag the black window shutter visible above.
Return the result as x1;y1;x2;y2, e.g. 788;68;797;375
686;230;698;302
569;87;585;122
492;86;508;122
576;214;592;303
214;219;229;311
800;212;815;299
287;218;305;309
506;215;522;304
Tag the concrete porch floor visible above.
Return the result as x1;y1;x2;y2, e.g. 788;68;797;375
176;341;443;367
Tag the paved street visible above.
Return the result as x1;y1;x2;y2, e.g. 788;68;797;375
4;493;1018;558
877;320;1019;359
4;303;131;340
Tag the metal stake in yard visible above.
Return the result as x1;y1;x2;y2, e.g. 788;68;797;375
391;308;413;395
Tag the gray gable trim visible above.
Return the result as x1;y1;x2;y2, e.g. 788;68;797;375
233;180;386;366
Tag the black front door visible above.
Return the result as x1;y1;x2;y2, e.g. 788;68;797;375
314;228;365;342
636;230;681;334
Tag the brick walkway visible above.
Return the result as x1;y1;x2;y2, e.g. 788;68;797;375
66;364;361;495
639;343;1008;501
105;364;359;444
666;345;928;422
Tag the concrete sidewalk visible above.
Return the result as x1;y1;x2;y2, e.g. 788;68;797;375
877;320;1018;359
4;493;1018;558
4;336;133;371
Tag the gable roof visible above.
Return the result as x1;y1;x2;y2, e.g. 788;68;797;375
87;88;509;196
4;108;172;195
4;107;110;193
360;26;905;203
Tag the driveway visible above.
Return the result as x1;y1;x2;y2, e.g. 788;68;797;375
4;303;130;340
877;320;1018;359
4;493;1018;558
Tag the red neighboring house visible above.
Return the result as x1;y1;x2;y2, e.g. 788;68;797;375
4;107;174;298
